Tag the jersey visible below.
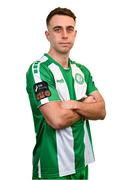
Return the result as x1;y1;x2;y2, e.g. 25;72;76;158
26;53;97;179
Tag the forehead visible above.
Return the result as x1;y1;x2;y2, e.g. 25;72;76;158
48;15;75;28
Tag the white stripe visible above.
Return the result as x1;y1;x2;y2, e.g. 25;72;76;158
48;63;75;176
32;61;41;83
49;63;70;100
56;128;75;176
71;64;94;164
32;58;49;105
32;55;48;83
84;121;95;165
71;64;87;100
39;55;48;63
38;159;41;178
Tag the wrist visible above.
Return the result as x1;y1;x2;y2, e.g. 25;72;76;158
74;100;81;110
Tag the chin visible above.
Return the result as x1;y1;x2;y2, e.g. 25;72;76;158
58;47;72;54
58;50;70;54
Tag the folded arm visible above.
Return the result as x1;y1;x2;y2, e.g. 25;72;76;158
61;91;106;120
39;101;81;129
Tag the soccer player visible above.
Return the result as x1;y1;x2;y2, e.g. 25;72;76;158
26;7;106;180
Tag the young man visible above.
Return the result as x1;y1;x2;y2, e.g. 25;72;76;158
26;7;106;180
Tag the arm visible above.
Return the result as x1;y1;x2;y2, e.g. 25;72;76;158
27;63;81;129
61;91;106;120
40;101;81;130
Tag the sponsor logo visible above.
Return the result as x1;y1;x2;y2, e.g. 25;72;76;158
56;79;64;83
33;81;51;100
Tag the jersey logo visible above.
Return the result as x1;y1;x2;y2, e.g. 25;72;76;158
33;81;51;101
75;73;84;84
56;79;64;83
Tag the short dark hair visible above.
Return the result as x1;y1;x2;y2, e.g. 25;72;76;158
46;7;76;27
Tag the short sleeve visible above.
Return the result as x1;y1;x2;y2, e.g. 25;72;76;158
82;66;98;95
26;61;61;108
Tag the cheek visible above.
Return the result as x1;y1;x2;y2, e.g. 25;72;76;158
48;33;56;42
49;37;57;47
50;35;59;44
71;35;76;43
72;33;76;39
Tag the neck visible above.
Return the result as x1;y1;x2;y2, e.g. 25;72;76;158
48;49;70;68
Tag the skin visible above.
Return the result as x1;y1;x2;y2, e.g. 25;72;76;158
61;91;106;120
40;15;106;129
45;15;77;68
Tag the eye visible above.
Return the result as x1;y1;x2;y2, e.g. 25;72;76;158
54;28;61;33
67;27;74;33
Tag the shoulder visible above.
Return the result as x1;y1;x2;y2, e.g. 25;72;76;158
28;55;49;69
70;59;91;75
26;55;51;75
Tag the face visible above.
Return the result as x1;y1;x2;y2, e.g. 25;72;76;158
45;15;77;54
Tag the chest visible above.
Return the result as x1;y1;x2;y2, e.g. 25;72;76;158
49;63;87;100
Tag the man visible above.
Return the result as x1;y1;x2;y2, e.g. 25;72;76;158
26;7;106;180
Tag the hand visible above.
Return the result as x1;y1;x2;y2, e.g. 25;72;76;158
83;95;96;103
61;96;96;110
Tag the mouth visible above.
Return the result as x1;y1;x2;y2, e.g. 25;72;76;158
59;42;71;45
59;42;71;47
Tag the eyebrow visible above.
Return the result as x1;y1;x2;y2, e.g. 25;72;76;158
53;25;74;30
53;26;62;30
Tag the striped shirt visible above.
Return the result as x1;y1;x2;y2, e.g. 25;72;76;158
26;53;97;179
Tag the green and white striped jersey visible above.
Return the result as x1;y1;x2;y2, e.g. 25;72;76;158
26;53;97;179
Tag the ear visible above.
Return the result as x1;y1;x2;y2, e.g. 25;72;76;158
45;31;50;41
74;30;77;37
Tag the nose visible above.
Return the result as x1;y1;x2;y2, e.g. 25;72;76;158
62;29;68;39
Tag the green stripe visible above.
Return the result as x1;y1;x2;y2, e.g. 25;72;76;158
39;126;59;178
72;122;85;168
